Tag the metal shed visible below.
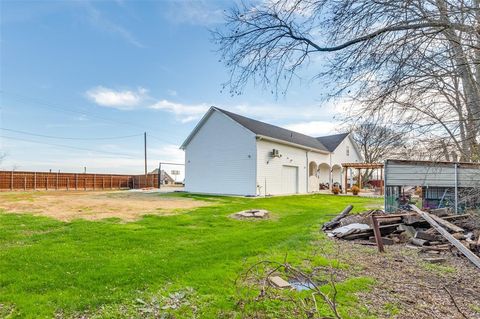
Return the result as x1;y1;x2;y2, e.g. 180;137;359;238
384;159;480;213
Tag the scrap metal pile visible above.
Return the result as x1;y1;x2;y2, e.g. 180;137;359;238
322;205;480;269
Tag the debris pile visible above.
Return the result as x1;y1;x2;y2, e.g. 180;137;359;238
231;209;270;220
323;205;480;268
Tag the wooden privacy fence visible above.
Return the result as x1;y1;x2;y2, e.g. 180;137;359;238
0;171;159;191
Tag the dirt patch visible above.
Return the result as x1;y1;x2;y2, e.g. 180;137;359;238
0;191;210;221
330;240;480;318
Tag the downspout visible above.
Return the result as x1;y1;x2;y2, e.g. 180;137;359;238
256;136;263;196
306;150;309;193
329;152;333;189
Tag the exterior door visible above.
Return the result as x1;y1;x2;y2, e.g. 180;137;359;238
282;165;298;194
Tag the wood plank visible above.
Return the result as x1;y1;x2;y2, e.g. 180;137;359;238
429;214;464;233
415;230;437;241
371;214;384;252
442;214;470;221
269;276;291;288
322;205;353;230
410;205;480;269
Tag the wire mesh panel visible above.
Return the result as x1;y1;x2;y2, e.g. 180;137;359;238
384;160;480;213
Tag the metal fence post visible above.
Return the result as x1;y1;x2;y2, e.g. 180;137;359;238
454;163;458;214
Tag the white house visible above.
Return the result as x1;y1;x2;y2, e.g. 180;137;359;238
180;107;362;196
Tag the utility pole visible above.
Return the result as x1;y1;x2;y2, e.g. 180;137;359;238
144;132;147;186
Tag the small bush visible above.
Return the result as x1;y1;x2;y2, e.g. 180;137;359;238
332;186;340;195
351;185;360;195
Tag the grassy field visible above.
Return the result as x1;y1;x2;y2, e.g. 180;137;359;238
0;192;382;318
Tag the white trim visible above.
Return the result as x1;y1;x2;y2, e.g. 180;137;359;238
180;107;256;149
327;133;363;162
180;107;216;149
256;135;329;154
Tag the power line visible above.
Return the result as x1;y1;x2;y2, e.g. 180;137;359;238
1;90;148;130
0;128;143;140
149;133;179;144
0;135;139;158
0;90;180;142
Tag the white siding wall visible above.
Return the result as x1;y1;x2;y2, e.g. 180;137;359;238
184;111;257;195
256;139;310;195
330;136;362;165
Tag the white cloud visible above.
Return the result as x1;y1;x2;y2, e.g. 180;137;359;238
149;100;210;123
284;121;337;137
163;0;224;26
84;86;358;129
149;100;347;125
83;2;145;48
167;89;178;97
149;144;185;164
86;86;148;109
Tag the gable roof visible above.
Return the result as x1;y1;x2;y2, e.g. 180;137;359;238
316;133;350;152
181;107;352;154
214;107;329;152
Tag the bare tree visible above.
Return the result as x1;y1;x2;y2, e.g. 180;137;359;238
351;121;404;164
214;0;480;161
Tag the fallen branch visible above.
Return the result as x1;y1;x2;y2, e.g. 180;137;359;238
443;286;469;319
236;255;343;319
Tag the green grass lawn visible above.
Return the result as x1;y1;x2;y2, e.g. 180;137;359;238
0;193;382;318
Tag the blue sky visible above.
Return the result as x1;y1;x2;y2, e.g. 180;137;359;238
0;0;345;175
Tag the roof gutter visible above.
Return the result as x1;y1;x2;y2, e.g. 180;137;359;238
256;135;329;154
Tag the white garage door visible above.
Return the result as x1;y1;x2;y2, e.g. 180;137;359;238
282;165;298;194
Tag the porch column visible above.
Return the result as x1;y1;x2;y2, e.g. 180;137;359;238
358;168;362;188
329;168;333;190
344;166;348;194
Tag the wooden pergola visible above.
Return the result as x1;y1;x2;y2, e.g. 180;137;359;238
341;162;384;195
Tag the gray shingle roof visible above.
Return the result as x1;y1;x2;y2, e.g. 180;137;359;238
316;133;350;152
215;107;329;152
